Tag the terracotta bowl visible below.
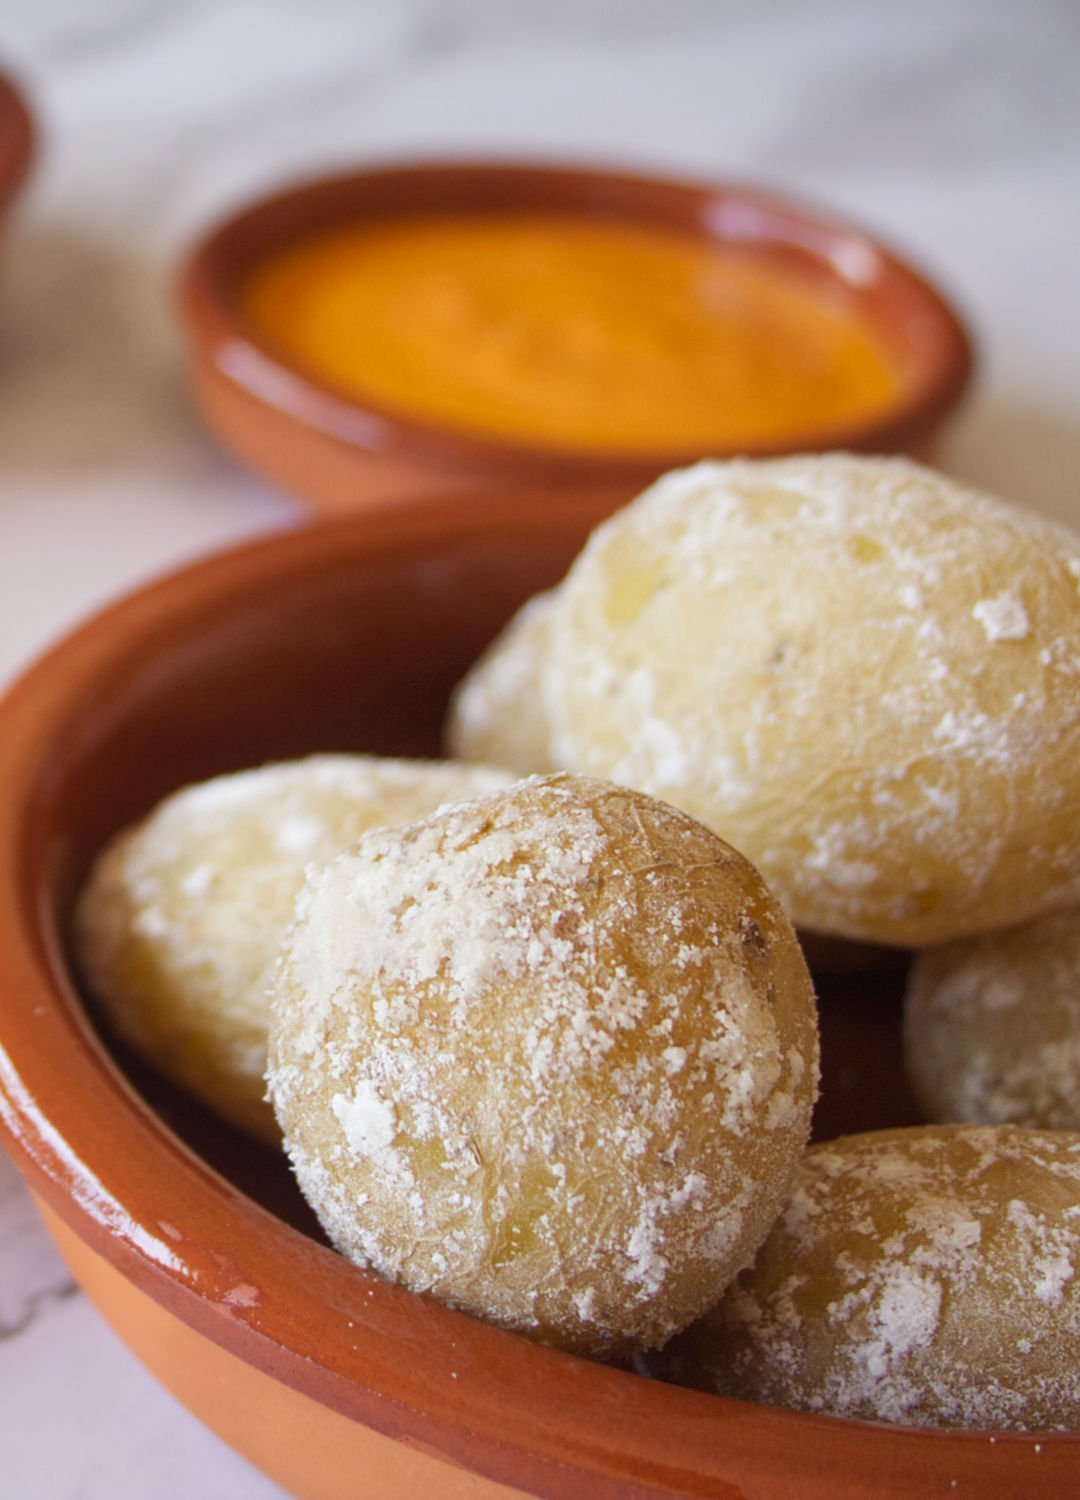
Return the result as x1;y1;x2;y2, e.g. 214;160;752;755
0;68;33;225
0;491;1070;1500
177;160;975;519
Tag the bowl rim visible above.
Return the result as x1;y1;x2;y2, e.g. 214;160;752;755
0;67;34;214
0;496;1074;1499
176;156;976;488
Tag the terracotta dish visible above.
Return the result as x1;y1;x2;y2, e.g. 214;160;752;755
0;67;33;225
177;161;975;518
0;492;1069;1499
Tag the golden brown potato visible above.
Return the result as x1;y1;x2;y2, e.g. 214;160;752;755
444;589;555;774
267;773;818;1358
904;909;1080;1129
74;754;515;1142
659;1125;1080;1430
540;454;1080;946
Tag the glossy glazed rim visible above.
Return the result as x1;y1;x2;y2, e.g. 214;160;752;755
177;159;976;494
0;67;34;216
0;497;1073;1499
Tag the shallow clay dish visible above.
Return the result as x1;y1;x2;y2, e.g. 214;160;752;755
0;491;1070;1500
177;160;974;518
0;68;33;226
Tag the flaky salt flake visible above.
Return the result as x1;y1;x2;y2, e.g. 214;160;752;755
179;862;214;898
972;592;1030;642
332;1080;399;1162
132;904;171;940
626;1209;670;1297
573;1286;598;1322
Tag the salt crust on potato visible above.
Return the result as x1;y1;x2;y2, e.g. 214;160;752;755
905;910;1080;1130
267;773;818;1358
445;589;555;774
538;454;1080;946
74;754;514;1142
658;1125;1080;1431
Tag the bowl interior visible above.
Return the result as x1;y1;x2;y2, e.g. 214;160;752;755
41;497;602;1228
2;491;1074;1498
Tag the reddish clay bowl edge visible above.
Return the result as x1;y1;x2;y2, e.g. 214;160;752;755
0;67;34;220
0;492;1069;1500
176;159;976;516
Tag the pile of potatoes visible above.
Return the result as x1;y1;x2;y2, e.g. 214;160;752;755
450;452;1080;1139
448;452;1080;1429
75;454;1080;1431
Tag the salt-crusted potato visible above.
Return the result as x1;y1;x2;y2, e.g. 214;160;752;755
905;910;1080;1129
267;773;818;1359
445;589;555;774
540;454;1080;947
658;1125;1080;1430
74;754;515;1143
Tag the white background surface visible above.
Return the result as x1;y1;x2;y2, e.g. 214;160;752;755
0;2;1078;1495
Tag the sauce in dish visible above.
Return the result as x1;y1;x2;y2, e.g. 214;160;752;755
241;212;902;454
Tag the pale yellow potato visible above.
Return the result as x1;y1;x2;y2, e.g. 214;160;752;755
74;754;515;1142
541;454;1080;946
659;1125;1080;1430
905;909;1080;1129
267;773;818;1358
444;589;555;773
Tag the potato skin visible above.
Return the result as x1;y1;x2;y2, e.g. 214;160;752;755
541;454;1080;946
658;1125;1080;1431
445;589;556;774
268;773;818;1359
74;754;514;1141
905;908;1080;1130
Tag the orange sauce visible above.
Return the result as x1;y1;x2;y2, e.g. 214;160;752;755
242;213;902;453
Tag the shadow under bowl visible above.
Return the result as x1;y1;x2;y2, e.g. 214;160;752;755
0;490;1069;1500
177;159;975;520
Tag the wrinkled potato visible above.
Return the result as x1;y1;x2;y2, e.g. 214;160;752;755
537;454;1080;946
75;754;515;1141
658;1125;1080;1430
268;773;818;1358
445;588;555;774
905;909;1080;1130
